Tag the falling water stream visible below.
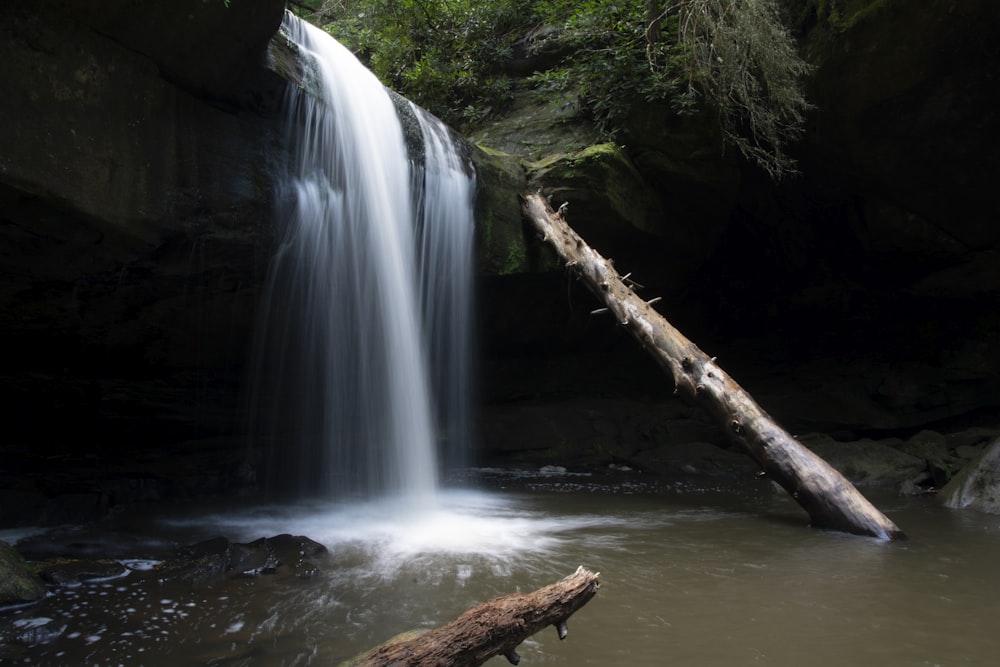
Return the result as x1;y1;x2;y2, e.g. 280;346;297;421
3;14;1000;667
249;13;474;502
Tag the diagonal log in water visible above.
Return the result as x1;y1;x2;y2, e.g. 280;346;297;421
522;192;905;541
347;567;600;666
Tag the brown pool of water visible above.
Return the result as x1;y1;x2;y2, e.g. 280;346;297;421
3;475;999;666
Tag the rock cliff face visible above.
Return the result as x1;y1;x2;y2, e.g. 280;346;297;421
712;0;1000;435
0;0;287;520
473;0;1000;456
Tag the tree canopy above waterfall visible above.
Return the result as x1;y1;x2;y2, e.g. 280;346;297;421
289;0;823;179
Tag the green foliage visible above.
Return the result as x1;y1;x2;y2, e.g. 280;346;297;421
525;0;811;178
528;1;694;137
303;0;533;130
297;1;812;179
814;0;895;31
672;0;813;179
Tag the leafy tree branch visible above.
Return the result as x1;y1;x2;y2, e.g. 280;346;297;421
300;1;812;178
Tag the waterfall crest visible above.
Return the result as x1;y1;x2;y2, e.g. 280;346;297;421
249;14;475;502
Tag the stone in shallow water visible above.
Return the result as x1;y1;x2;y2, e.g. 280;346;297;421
35;558;128;586
795;434;926;487
0;541;46;606
939;437;1000;515
9;616;67;646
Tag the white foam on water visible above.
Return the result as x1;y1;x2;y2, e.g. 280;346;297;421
163;489;627;571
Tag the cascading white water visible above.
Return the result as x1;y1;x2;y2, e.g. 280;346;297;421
250;14;475;502
411;102;477;472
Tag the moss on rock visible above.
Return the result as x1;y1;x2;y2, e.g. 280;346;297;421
470;145;557;276
526;142;662;238
0;541;46;606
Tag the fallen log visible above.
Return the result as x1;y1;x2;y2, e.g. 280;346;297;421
348;566;600;666
522;192;905;541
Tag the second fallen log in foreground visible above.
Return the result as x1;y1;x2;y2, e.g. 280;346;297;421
522;192;904;540
350;566;600;667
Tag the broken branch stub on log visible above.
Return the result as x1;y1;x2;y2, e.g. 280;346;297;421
522;192;905;541
350;566;600;667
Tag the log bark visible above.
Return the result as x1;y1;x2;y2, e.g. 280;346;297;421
349;566;600;667
522;192;905;541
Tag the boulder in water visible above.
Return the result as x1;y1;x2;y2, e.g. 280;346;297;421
939;437;1000;515
0;541;46;607
153;534;329;584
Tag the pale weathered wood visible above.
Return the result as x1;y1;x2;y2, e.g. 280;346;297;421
522;192;905;540
349;567;600;666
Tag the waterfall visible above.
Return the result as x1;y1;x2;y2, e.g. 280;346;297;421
411;102;476;476
249;14;475;502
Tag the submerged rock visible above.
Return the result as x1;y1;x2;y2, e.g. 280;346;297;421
153;534;329;584
35;558;127;586
629;441;758;479
2;616;67;649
